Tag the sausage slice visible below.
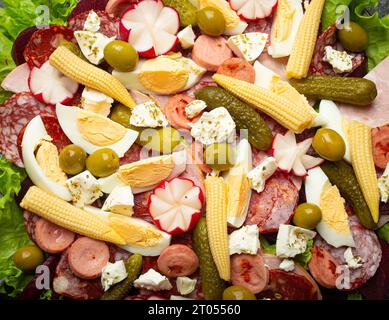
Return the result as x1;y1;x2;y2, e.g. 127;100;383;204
157;244;199;277
217;58;255;83
372;124;389;169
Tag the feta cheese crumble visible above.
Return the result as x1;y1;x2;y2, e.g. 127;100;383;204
81;87;114;117
134;269;172;291
177;25;196;49
344;247;362;269
74;31;115;65
130;101;169;128
227;33;268;63
247;157;277;193
276;224;316;258
229;225;260;255
323;46;353;74
101;260;127;291
83;10;100;33
378;163;389;203
279;259;295;272
190;107;236;145
185;100;207;119
176;277;197;295
102;185;134;216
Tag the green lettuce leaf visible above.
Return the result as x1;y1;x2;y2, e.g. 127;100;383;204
0;158;32;298
260;236;276;255
378;223;389;244
294;239;313;269
39;289;53;300
321;0;352;31
347;291;363;300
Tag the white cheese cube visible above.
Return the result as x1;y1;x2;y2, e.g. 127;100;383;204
177;25;196;49
101;260;127;291
227;32;268;63
176;276;197;295
134;269;172;291
66;170;103;208
247;157;277;193
191;107;236;145
185;100;207;119
83;10;100;32
378;163;389;203
130;101;169;128
344;247;362;269
74;31;115;65
81;87;114;117
229;225;260;255
323;46;353;74
279;259;295;272
102;186;134;216
276;224;316;258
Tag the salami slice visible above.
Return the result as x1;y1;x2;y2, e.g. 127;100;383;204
23;26;75;68
41;113;72;152
12;26;38;66
245;172;299;233
309;215;382;291
53;250;104;300
68;0;109;20
133;191;153;223
68;10;119;38
23;210;40;243
0;93;54;167
120;143;142;165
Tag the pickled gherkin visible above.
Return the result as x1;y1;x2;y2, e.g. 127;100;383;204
162;0;197;26
193;217;226;300
195;86;272;150
321;161;377;230
100;254;143;300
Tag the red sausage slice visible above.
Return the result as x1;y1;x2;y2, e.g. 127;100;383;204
217;58;255;83
192;35;233;72
372;124;389;169
308;246;339;289
68;237;110;279
230;254;269;294
164;94;200;130
34;219;75;254
157;244;199;277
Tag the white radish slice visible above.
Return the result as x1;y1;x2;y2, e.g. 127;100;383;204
229;0;278;20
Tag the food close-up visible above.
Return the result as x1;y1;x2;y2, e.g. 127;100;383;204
0;0;389;302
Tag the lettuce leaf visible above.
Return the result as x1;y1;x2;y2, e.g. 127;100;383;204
260;235;276;255
347;291;363;300
294;239;313;269
378;223;389;244
321;0;352;31
0;158;32;298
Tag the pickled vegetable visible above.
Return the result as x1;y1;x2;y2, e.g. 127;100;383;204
162;0;197;26
193;217;226;300
195;86;272;150
60;41;86;61
312;128;345;161
86;148;120;177
101;254;143;300
13;245;44;273
338;22;368;53
59;144;87;175
293;203;322;230
204;143;236;171
104;40;139;72
197;7;226;36
223;285;256;300
321;160;377;229
290;76;377;106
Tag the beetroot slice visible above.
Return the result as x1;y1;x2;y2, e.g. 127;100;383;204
11;26;38;65
67;0;109;21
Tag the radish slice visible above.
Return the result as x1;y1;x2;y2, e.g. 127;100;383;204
28;61;79;106
270;130;324;177
1;63;30;93
120;0;180;58
229;0;278;20
149;177;204;234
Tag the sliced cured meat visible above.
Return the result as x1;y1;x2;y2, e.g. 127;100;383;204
40;113;72;152
120;142;142;165
157;244;199;277
372;125;389;169
35;219;75;254
106;0;139;17
23;210;40;242
12;26;38;66
67;0;109;20
53;250;104;300
68;237;110;279
0;93;54;167
309;215;382;291
109;244;131;262
245;172;299;233
23;26;75;68
217;58;255;83
192;35;233;72
133;191;153;223
68;10;119;38
164;94;199;130
230;253;269;294
63;86;83;107
181;148;205;197
308;246;339;288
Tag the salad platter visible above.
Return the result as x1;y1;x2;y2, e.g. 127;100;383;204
0;0;389;301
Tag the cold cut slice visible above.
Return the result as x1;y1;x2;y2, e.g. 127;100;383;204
164;94;199;130
68;237;110;280
68;0;110;20
23;210;40;242
41;113;72;152
157;244;199;277
217;58;255;83
12;26;38;66
192;35;233;72
372;124;389;169
245;172;299;233
120;143;142;165
308;246;339;288
34;219;75;254
133;191;153;223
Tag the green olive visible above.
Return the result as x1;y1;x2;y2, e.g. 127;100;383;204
104;40;139;72
223;285;256;300
13;245;44;273
139;127;182;155
110;104;132;128
197;7;226;36
312;128;346;161
86;148;120;177
204;143;235;171
59;144;87;175
337;22;368;52
293;203;322;230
